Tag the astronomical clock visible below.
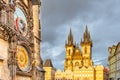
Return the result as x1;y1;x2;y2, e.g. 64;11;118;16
16;45;31;72
14;7;28;36
0;0;44;80
12;0;32;76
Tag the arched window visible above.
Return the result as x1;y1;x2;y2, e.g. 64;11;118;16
85;47;87;54
0;10;1;23
75;62;79;66
68;49;70;55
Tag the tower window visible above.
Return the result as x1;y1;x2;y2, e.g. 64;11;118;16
75;62;79;66
69;49;70;55
0;10;2;22
85;47;87;53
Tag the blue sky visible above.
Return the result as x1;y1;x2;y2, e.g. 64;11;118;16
40;0;120;70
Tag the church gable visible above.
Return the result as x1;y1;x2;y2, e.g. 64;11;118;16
73;47;82;60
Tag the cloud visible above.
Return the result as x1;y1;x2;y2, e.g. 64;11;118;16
40;0;120;70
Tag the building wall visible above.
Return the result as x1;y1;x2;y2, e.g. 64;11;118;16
44;67;56;80
95;65;104;80
0;39;10;80
108;45;116;80
55;70;73;80
3;0;9;4
109;56;116;79
73;67;95;80
52;68;56;80
16;75;32;80
0;0;44;80
44;67;52;80
108;43;120;80
116;45;120;80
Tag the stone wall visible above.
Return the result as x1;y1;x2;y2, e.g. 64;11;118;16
16;75;31;80
0;38;10;80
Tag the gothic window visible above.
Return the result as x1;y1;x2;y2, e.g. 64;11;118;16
0;9;2;22
68;49;70;55
85;47;87;54
75;62;79;66
7;11;10;23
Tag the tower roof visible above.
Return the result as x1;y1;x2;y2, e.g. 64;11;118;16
67;28;74;45
43;59;53;67
32;0;41;5
82;25;92;43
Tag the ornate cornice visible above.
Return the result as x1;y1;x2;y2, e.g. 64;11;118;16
0;25;15;41
0;1;5;10
16;71;32;77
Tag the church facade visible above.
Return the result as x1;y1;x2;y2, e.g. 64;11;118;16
0;0;44;80
55;26;107;80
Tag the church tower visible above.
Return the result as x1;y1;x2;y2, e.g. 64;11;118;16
64;28;74;71
81;26;93;67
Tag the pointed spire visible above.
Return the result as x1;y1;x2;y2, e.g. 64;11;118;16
85;25;89;34
83;25;92;42
43;59;53;67
69;27;72;37
68;28;74;45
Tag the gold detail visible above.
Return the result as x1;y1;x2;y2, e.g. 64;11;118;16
16;46;29;71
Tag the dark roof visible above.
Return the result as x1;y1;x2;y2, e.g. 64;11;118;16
44;59;53;67
32;0;41;5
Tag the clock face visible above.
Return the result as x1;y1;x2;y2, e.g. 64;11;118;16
14;7;27;36
16;46;30;72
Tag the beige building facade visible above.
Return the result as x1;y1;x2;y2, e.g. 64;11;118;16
115;43;120;80
55;26;107;80
108;43;120;80
55;70;73;80
0;0;44;80
108;45;116;80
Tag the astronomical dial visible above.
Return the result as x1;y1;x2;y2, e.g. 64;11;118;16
16;46;30;72
14;7;28;36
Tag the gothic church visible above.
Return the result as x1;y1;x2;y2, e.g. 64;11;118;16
55;26;105;80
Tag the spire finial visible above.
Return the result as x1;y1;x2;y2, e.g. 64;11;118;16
82;25;92;43
85;25;89;34
68;27;74;45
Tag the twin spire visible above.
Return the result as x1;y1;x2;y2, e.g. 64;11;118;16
68;28;74;45
83;25;91;43
66;25;92;46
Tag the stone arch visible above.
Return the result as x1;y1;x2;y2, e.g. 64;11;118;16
75;61;79;66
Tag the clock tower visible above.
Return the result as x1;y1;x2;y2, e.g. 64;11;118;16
0;0;44;80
